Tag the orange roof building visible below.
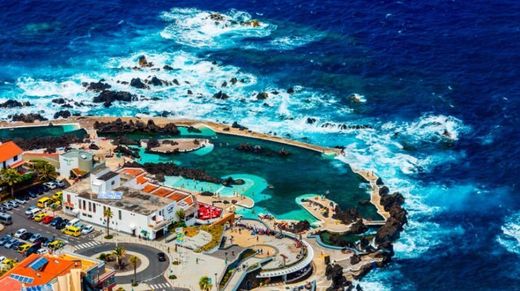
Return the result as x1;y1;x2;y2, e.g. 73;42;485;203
0;141;24;169
0;254;81;290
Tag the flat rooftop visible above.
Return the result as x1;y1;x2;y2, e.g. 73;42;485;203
68;178;173;216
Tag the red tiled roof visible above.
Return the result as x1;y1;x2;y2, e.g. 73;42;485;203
0;254;78;286
0;277;22;290
0;141;23;163
136;176;148;185
119;168;145;177
152;188;174;197
143;184;158;193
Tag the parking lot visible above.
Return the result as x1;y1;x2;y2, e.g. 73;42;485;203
0;186;101;262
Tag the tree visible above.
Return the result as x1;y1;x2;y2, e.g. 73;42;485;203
130;255;138;286
0;168;23;199
104;208;113;238
113;246;126;269
176;209;186;221
31;160;57;182
199;276;212;291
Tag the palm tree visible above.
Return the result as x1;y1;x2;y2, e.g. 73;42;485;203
104;208;113;238
130;255;138;285
31;160;57;182
0;168;23;199
199;276;212;291
176;209;186;221
113;246;126;269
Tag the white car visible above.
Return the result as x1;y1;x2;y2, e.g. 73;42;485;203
0;256;5;263
14;199;26;205
43;182;57;190
81;225;94;235
37;248;48;255
14;228;27;238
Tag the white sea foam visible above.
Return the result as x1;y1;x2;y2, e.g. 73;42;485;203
497;211;520;255
160;8;276;48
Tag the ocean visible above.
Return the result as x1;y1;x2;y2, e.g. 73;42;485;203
1;0;519;289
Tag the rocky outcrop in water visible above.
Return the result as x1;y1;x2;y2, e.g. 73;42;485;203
163;65;174;71
93;90;137;107
4;131;87;151
138;55;153;68
53;110;71;119
83;80;111;92
148;76;169;86
325;263;352;291
231;121;247;130
332;207;360;225
94;118;180;135
0;100;31;108
213;91;230;99
130;78;149;89
256;92;269;100
10;113;48;123
124;161;242;186
114;145;140;159
349;219;368;234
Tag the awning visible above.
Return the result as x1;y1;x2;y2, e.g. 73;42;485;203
9;160;26;169
71;168;88;178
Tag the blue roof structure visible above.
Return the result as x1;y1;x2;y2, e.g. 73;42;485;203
98;191;123;200
10;274;34;284
28;257;48;271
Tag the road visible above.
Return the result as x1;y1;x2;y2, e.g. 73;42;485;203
77;242;173;289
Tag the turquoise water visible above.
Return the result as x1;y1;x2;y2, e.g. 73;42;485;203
0;124;86;140
177;125;216;137
114;131;382;221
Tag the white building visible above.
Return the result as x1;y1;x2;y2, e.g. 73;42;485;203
0;141;25;170
62;166;196;240
59;149;94;178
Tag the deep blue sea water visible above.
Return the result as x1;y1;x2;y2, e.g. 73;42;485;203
1;0;519;289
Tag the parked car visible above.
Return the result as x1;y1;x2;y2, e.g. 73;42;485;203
5;239;18;249
0;235;12;246
56;219;69;230
34;237;50;246
37;248;48;255
7;200;19;208
17;243;32;254
33;212;46;222
42;215;54;224
29;233;42;243
20;232;33;241
14;228;27;238
81;225;94;235
28;191;38;198
2;203;13;211
15;198;26;205
157;252;167;262
50;216;63;227
43;182;57;190
55;181;66;188
48;240;65;250
10;240;22;250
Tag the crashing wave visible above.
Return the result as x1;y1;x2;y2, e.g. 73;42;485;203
160;8;276;48
497;211;520;255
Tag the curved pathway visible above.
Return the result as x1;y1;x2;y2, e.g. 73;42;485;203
77;242;169;285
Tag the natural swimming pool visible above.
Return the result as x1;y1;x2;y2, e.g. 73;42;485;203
103;128;383;221
0;123;85;140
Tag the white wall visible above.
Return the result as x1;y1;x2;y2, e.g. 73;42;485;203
0;154;22;170
59;156;78;178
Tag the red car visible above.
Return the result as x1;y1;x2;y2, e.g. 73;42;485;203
42;215;54;224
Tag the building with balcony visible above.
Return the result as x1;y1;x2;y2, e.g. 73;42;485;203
62;166;197;240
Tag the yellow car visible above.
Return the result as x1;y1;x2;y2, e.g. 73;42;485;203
33;212;46;222
62;225;81;237
52;191;63;200
17;243;31;254
48;240;64;250
2;258;15;266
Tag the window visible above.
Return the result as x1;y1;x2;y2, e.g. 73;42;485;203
111;180;115;185
82;200;86;210
88;202;91;212
93;203;96;213
67;194;71;203
13;155;18;162
78;199;82;210
118;210;122;220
